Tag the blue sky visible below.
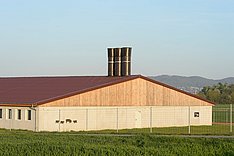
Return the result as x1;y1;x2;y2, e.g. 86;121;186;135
0;0;233;79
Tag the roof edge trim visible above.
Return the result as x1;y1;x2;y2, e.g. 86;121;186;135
0;103;32;107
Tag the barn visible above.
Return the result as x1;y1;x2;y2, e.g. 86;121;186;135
0;47;214;132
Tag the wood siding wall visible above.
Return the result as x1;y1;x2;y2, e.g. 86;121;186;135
41;78;212;107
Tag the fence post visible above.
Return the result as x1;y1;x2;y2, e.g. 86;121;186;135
188;106;191;134
231;104;233;133
213;108;215;124
116;108;119;133
150;107;152;133
58;109;61;132
226;108;229;123
10;117;12;131
86;108;88;131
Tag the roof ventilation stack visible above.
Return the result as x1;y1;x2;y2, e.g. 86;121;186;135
107;47;132;77
114;48;122;76
108;48;115;76
121;47;132;76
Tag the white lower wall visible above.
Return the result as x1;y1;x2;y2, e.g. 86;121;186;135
0;106;36;131
0;106;212;131
38;106;212;132
152;106;212;127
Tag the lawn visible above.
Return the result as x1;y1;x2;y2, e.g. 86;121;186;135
73;124;233;136
0;129;233;156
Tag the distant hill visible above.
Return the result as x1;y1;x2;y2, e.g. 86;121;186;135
150;75;234;94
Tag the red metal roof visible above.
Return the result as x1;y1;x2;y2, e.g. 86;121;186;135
0;75;140;105
0;75;214;106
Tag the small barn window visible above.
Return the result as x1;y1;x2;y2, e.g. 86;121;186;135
8;109;12;119
28;110;32;120
194;112;199;118
17;109;21;120
0;109;2;119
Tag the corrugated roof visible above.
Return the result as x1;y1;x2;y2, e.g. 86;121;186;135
0;75;140;105
0;75;214;106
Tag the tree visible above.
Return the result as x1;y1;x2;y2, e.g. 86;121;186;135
206;89;220;103
197;83;234;104
231;92;234;104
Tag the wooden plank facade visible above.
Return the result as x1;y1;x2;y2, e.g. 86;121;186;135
41;78;212;107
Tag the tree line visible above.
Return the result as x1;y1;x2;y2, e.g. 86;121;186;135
197;83;234;104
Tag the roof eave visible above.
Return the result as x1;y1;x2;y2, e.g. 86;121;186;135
0;103;33;107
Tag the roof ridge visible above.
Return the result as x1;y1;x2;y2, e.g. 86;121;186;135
0;75;141;79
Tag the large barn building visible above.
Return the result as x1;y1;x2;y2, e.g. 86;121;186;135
0;47;214;132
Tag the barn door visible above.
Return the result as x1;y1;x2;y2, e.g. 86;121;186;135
135;110;142;128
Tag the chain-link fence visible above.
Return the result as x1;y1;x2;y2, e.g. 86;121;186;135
39;104;234;135
211;104;233;135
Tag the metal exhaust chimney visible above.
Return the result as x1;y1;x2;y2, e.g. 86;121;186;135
107;48;115;76
114;48;122;76
107;47;132;76
121;47;132;76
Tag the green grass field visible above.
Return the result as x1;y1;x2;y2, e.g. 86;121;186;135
0;129;233;156
75;124;233;136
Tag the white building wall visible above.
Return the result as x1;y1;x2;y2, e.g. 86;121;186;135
0;106;36;131
37;106;212;132
152;106;212;127
0;106;212;131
